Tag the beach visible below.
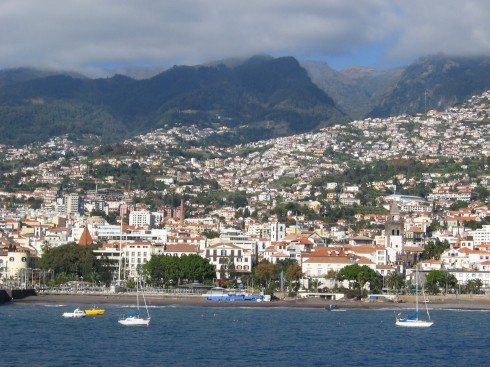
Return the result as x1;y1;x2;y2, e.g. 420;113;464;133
11;292;490;310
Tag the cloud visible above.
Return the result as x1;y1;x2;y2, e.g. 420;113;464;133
0;0;488;75
388;0;490;61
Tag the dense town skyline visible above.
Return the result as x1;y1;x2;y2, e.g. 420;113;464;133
1;90;490;294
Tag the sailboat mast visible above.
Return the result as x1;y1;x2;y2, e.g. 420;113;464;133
415;267;419;320
118;220;123;284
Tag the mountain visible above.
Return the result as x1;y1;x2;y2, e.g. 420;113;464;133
0;67;87;88
368;54;490;117
0;56;344;146
302;61;402;119
3;54;490;147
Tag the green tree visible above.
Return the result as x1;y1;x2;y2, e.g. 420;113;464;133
276;258;297;276
202;229;220;239
308;278;321;292
143;254;215;286
325;270;341;290
285;263;303;291
384;272;404;293
421;239;450;260
38;242;99;282
465;279;483;294
425;270;458;295
178;254;215;283
338;264;379;293
254;262;277;289
144;255;179;287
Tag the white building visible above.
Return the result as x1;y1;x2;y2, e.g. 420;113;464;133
204;242;253;279
65;193;83;215
0;248;32;286
129;210;155;228
123;241;152;279
468;225;490;245
270;222;286;242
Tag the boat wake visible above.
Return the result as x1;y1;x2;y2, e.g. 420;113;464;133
43;304;65;307
442;308;490;313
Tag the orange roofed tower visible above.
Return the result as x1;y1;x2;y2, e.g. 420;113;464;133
78;227;94;246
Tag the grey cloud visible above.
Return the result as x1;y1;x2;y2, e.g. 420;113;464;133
0;0;488;75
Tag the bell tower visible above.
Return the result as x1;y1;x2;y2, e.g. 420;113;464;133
385;201;404;264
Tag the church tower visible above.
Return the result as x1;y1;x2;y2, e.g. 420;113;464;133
270;222;285;242
385;201;404;264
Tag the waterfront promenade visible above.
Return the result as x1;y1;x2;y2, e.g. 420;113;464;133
11;291;490;310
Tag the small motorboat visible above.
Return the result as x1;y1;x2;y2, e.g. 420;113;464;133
85;306;105;316
62;308;87;318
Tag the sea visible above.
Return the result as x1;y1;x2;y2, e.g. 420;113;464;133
1;302;488;367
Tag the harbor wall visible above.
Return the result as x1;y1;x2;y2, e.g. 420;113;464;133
0;288;36;303
11;288;37;299
0;289;12;304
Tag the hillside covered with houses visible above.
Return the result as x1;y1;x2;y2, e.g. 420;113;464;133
2;91;490;295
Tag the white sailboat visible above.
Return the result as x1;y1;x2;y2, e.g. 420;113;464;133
118;277;151;326
396;266;433;328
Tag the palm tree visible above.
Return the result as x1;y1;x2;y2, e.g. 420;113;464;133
325;270;339;290
309;278;321;292
385;272;404;294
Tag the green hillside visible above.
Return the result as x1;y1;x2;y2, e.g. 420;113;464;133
369;55;490;117
0;56;344;146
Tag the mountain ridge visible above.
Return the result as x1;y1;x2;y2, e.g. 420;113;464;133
2;54;490;147
0;56;344;146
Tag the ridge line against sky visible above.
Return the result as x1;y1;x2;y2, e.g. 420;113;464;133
1;0;489;77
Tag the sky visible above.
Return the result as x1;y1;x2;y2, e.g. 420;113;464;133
1;0;490;77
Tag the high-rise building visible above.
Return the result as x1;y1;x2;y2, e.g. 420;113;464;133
65;193;83;214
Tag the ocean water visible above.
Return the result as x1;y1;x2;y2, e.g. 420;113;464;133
1;302;488;367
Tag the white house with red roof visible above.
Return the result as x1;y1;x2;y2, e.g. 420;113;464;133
301;254;376;289
343;244;387;265
204;241;253;279
153;243;200;257
419;259;444;271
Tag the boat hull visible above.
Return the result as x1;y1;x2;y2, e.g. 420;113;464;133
85;309;105;315
395;319;433;328
62;309;86;318
206;294;264;301
118;317;150;326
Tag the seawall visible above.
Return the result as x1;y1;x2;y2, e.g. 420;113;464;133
0;289;12;304
0;288;37;304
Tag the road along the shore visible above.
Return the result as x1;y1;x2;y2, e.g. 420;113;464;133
10;293;490;310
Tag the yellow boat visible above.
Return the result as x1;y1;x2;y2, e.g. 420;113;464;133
85;306;105;316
